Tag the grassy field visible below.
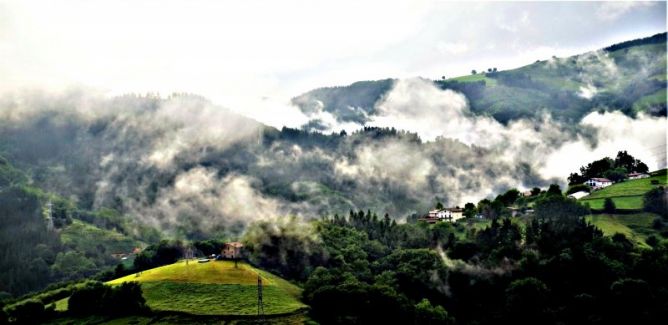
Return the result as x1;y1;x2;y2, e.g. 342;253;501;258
579;171;667;210
581;196;644;210
55;260;306;316
448;73;498;86
46;312;308;325
586;213;659;248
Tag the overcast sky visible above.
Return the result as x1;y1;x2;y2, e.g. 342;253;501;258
1;0;665;127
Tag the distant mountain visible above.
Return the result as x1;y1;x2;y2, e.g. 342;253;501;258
293;32;666;127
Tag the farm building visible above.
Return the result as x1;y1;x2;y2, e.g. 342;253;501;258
419;207;465;223
627;172;649;180
222;242;244;259
585;178;612;189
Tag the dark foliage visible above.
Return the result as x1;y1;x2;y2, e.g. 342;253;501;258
604;32;667;52
68;281;148;316
133;240;184;272
643;186;667;218
568;151;649;184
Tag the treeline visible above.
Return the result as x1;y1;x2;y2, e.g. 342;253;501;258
1;281;147;324
0;156;149;297
243;191;668;324
568;150;649;184
604;32;667;52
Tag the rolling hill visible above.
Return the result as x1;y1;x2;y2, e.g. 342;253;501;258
585;213;660;248
293;32;667;128
574;169;667;247
55;260;306;317
578;169;667;210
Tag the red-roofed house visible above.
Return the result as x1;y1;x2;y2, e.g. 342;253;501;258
627;172;649;180
222;242;244;259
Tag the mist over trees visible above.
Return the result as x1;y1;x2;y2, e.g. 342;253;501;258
568;151;650;184
236;189;668;324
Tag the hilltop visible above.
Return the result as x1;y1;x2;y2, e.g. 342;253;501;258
293;32;667;127
54;260;305;316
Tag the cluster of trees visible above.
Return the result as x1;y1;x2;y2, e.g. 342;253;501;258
604;32;666;52
1;281;147;323
470;68;498;75
568;151;649;184
644;186;668;218
462;185;561;220
68;281;147;317
243;189;668;324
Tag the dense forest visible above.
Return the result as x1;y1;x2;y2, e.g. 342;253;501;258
242;191;668;324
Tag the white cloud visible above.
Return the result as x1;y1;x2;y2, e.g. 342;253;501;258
596;1;657;21
541;112;667;179
437;41;470;55
367;79;667;189
577;83;598;100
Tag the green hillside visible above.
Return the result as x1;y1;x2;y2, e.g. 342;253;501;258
441;34;667;123
586;213;660;248
56;260;306;316
579;170;667;209
293;32;666;127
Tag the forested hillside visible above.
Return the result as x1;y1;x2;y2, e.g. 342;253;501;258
0;157;144;296
293;32;666;128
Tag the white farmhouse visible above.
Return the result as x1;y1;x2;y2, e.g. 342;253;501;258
423;208;465;223
585;178;612;189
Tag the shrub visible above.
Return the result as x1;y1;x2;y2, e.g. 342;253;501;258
652;218;664;230
5;299;46;324
604;198;616;213
566;184;591;195
644;187;667;218
646;235;659;247
67;281;148;316
414;299;454;325
67;282;107;316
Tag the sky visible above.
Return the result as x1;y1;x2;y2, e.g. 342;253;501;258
0;0;666;127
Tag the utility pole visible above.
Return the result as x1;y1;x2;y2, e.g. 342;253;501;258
257;275;265;321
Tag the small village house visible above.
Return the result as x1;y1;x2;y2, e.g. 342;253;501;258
222;242;244;259
584;178;612;189
627;172;649;180
419;207;465;223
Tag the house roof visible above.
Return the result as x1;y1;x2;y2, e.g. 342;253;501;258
224;242;244;248
568;191;589;199
627;172;647;177
589;178;611;183
446;208;463;212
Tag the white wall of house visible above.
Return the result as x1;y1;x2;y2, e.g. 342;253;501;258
585;179;612;188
